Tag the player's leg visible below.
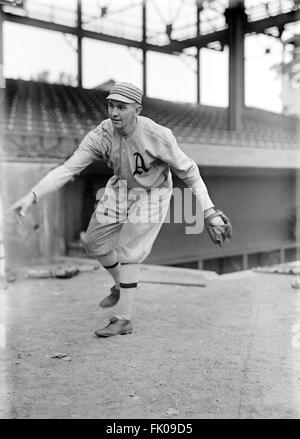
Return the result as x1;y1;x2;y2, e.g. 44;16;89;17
96;251;120;308
84;178;128;307
117;186;173;323
84;210;122;307
117;262;140;321
95;186;172;337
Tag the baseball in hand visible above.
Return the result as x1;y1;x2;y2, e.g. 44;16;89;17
8;192;36;224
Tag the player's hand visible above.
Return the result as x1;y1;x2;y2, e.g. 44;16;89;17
205;209;233;246
209;215;225;227
7;192;36;225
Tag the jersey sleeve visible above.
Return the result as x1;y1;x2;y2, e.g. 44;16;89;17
31;124;107;201
31;165;76;200
63;123;107;174
153;129;214;211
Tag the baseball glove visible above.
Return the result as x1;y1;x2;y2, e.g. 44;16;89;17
205;209;233;246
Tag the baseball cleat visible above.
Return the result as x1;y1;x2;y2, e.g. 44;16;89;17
99;285;120;308
95;317;132;338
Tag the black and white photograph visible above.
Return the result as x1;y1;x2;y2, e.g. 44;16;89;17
0;0;299;422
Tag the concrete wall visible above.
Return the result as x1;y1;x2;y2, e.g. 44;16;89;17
1;161;66;269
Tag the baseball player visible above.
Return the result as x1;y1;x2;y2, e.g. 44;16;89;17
9;82;232;338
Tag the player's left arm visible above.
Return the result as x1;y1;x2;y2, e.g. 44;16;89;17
153;130;233;245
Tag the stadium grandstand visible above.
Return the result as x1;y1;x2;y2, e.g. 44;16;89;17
2;78;300;155
1;0;300;274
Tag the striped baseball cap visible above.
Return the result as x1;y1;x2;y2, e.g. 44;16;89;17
106;82;143;105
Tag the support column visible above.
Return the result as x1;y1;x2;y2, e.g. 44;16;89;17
143;49;147;96
296;170;300;262
0;195;5;278
242;254;248;270
196;49;200;104
196;3;201;104
0;7;4;89
197;260;203;270
77;0;82;88
142;0;147;96
0;9;4;278
225;3;247;131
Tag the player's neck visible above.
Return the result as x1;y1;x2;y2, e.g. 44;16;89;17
117;117;138;137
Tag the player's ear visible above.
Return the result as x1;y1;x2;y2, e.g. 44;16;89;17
136;104;142;115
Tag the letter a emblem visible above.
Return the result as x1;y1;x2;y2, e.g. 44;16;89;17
133;152;150;176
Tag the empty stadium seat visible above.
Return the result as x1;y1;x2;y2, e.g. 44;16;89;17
1;78;299;159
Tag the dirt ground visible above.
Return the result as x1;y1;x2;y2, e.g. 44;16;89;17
0;260;300;419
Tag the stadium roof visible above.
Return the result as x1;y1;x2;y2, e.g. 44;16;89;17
2;0;300;52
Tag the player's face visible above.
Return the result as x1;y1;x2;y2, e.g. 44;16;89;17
108;99;140;131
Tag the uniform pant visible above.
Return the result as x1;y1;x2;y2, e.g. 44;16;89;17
84;177;172;265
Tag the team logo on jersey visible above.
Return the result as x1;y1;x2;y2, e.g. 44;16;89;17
133;152;150;176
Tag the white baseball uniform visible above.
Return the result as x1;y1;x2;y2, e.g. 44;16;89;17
31;115;214;264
